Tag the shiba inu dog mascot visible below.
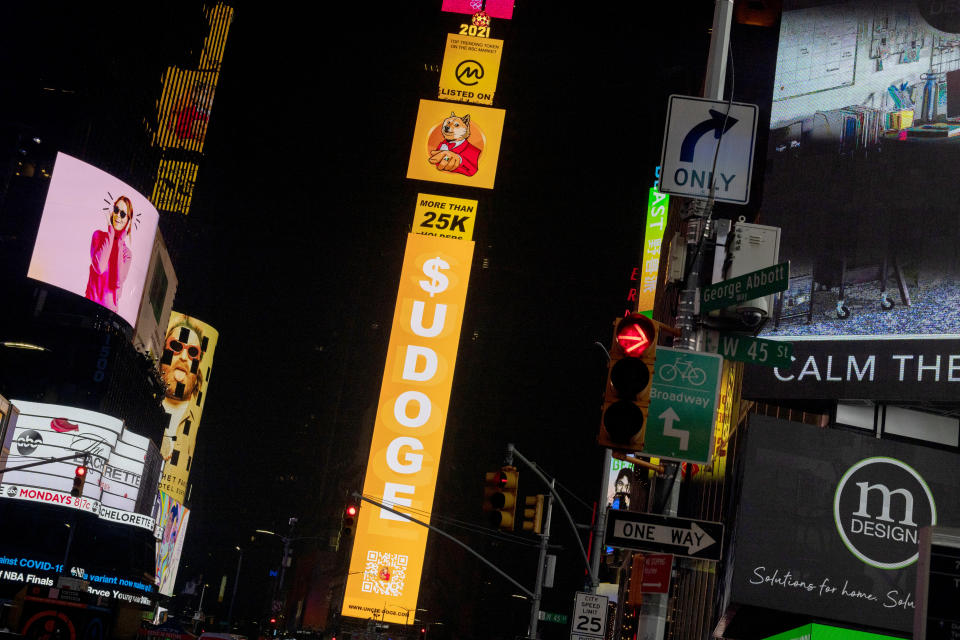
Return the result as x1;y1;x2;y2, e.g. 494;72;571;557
428;112;481;176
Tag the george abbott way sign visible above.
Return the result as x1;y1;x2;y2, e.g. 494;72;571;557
659;95;758;204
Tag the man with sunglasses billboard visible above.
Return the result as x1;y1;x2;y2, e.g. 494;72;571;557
158;313;217;503
85;195;134;312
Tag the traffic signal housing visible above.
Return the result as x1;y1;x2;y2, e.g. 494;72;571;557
342;503;358;537
598;314;662;451
482;466;518;531
70;465;87;498
521;494;545;534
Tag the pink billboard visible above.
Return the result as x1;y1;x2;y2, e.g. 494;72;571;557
27;152;160;326
441;0;514;19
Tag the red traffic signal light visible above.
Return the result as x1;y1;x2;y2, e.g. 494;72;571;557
615;314;656;357
71;466;87;498
483;466;519;531
599;315;666;451
342;504;358;537
269;617;277;625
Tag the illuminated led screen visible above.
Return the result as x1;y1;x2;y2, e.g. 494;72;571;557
759;0;960;339
27;153;160;327
155;491;190;596
342;233;474;624
158;312;219;504
0;401;155;533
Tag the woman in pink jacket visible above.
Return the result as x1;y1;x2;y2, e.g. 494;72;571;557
85;195;133;312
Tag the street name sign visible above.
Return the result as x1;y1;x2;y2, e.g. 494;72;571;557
570;591;608;640
605;509;724;562
700;261;790;313
709;332;793;368
645;347;723;463
539;611;569;624
659;94;758;204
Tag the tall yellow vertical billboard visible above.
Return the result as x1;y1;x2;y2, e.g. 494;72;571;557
342;233;474;623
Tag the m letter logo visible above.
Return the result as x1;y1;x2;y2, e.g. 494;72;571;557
833;457;936;569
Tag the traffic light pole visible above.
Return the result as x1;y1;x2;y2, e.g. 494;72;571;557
505;445;596;589
352;492;534;598
528;479;554;640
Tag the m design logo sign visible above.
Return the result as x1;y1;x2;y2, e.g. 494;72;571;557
833;457;936;569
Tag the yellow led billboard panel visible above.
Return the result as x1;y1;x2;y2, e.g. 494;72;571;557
153;68;219;153
412;193;477;241
342;233;474;624
152;159;199;215
406;99;505;190
159;312;219;503
438;33;503;106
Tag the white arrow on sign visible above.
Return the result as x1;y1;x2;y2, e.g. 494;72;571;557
659;407;689;450
613;519;716;555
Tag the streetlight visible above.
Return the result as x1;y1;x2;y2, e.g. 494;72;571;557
227;546;243;629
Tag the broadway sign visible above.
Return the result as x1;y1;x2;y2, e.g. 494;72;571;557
741;337;960;401
729;415;960;634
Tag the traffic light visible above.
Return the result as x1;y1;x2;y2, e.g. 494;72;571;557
521;494;545;534
342;503;358;537
482;466;518;531
70;465;87;498
598;314;662;451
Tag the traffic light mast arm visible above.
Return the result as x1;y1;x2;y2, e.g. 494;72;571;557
351;492;534;598
505;444;596;589
0;451;88;474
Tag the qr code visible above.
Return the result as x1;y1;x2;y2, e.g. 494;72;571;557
360;550;408;596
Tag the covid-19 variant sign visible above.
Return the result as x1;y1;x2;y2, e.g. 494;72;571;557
342;233;474;624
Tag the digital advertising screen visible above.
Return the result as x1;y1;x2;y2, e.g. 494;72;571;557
342;233;474;624
155;490;190;596
158;312;219;504
0;401;155;533
406;99;506;190
440;0;514;19
729;415;960;633
27;152;160;327
759;1;960;340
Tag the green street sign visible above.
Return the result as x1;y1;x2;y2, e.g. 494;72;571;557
700;261;790;312
645;347;723;464
711;332;793;368
538;611;568;624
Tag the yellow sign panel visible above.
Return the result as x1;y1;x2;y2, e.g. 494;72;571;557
412;193;477;241
342;233;474;624
159;312;219;503
438;33;503;106
406;99;505;190
151;159;199;215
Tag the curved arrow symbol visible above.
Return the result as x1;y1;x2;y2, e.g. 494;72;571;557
679;109;738;162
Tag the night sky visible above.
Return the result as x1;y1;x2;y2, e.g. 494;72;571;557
2;2;759;638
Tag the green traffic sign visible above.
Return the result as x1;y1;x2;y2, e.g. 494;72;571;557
713;332;793;368
700;261;790;312
645;347;723;464
538;611;568;624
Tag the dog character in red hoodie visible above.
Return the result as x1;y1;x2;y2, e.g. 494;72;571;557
428;112;481;176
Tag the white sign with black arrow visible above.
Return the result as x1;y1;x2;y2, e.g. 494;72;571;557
604;509;724;562
658;94;758;205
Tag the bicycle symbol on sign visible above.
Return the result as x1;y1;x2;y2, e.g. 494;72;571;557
657;357;707;386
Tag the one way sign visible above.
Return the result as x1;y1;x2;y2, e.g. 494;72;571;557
605;509;724;562
659;94;758;205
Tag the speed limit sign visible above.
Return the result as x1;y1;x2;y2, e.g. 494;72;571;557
570;591;608;640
